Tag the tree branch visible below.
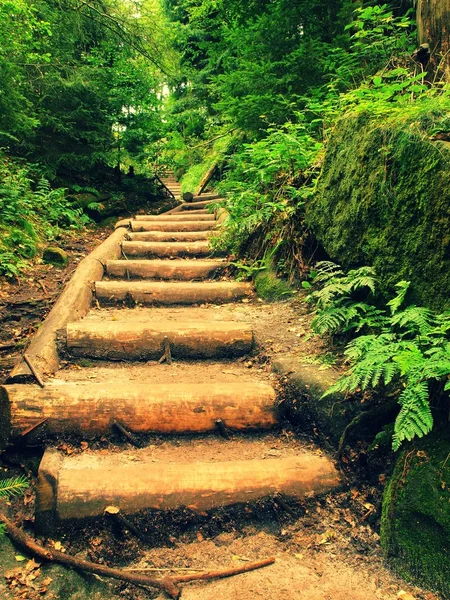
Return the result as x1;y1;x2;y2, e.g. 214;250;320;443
0;512;275;599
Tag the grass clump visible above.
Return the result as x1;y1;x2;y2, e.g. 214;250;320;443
255;264;294;302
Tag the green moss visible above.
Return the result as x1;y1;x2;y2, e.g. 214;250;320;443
180;161;214;195
307;112;450;309
42;246;68;267
180;133;236;195
255;266;294;301
381;429;450;596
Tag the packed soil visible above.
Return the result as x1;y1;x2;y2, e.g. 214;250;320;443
0;225;440;600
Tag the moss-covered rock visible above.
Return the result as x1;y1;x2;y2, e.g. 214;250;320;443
42;246;68;267
254;266;294;301
307;113;450;309
381;429;450;596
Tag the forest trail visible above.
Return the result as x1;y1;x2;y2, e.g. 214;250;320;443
0;176;433;600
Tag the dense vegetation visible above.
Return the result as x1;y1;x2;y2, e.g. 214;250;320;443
0;0;174;275
2;0;450;593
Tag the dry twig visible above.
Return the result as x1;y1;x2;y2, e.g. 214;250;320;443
0;512;274;599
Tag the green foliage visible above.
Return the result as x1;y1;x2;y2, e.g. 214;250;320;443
254;266;294;302
215;120;322;257
309;262;450;450
308;261;383;335
0;153;89;277
0;0;172;175
0;476;29;537
0;476;29;499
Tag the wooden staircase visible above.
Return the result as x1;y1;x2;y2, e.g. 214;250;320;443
1;177;340;531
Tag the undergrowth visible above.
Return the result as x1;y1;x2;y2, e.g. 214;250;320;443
308;262;450;450
0;153;90;277
0;476;28;537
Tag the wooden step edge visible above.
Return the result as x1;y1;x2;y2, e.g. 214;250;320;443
94;281;253;306
3;381;277;440
65;320;254;361
36;448;341;525
105;259;229;280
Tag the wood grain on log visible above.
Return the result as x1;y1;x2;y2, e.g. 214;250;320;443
106;259;227;280
121;241;213;258
134;214;215;222
95;281;252;306
36;447;341;521
131;221;216;232
1;381;277;438
126;231;211;242
65;320;253;360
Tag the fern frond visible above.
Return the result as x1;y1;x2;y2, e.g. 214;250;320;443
391;306;436;336
393;381;433;450
387;280;410;314
0;476;29;498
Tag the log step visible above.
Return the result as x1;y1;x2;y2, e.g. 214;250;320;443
134;214;215;222
106;259;228;280
66;320;253;360
122;241;214;258
95;281;253;306
131;221;216;232
2;381;277;439
181;199;221;210
190;194;222;202
126;231;212;242
36;446;340;523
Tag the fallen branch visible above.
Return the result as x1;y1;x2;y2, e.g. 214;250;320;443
0;512;274;599
112;420;142;448
23;354;45;388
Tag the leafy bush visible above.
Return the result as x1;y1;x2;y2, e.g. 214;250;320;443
308;263;450;450
0;154;90;277
216;119;322;258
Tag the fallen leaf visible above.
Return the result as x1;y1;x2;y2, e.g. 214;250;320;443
14;555;26;562
25;559;41;572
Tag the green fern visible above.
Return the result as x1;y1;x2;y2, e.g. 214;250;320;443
311;263;450;450
308;262;381;335
387;280;410;314
0;476;29;537
0;476;29;499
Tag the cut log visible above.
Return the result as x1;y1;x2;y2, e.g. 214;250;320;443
191;194;223;202
106;259;228;280
127;231;212;242
181;199;221;211
1;381;277;439
8;228;127;383
121;241;213;258
114;219;132;230
176;209;211;215
131;221;216;233
134;214;215;222
65;320;253;360
36;447;341;522
95;281;253;306
196;163;218;196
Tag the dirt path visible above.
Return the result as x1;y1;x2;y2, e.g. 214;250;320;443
0;176;438;600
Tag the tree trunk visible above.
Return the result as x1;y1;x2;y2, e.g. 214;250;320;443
417;0;450;77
